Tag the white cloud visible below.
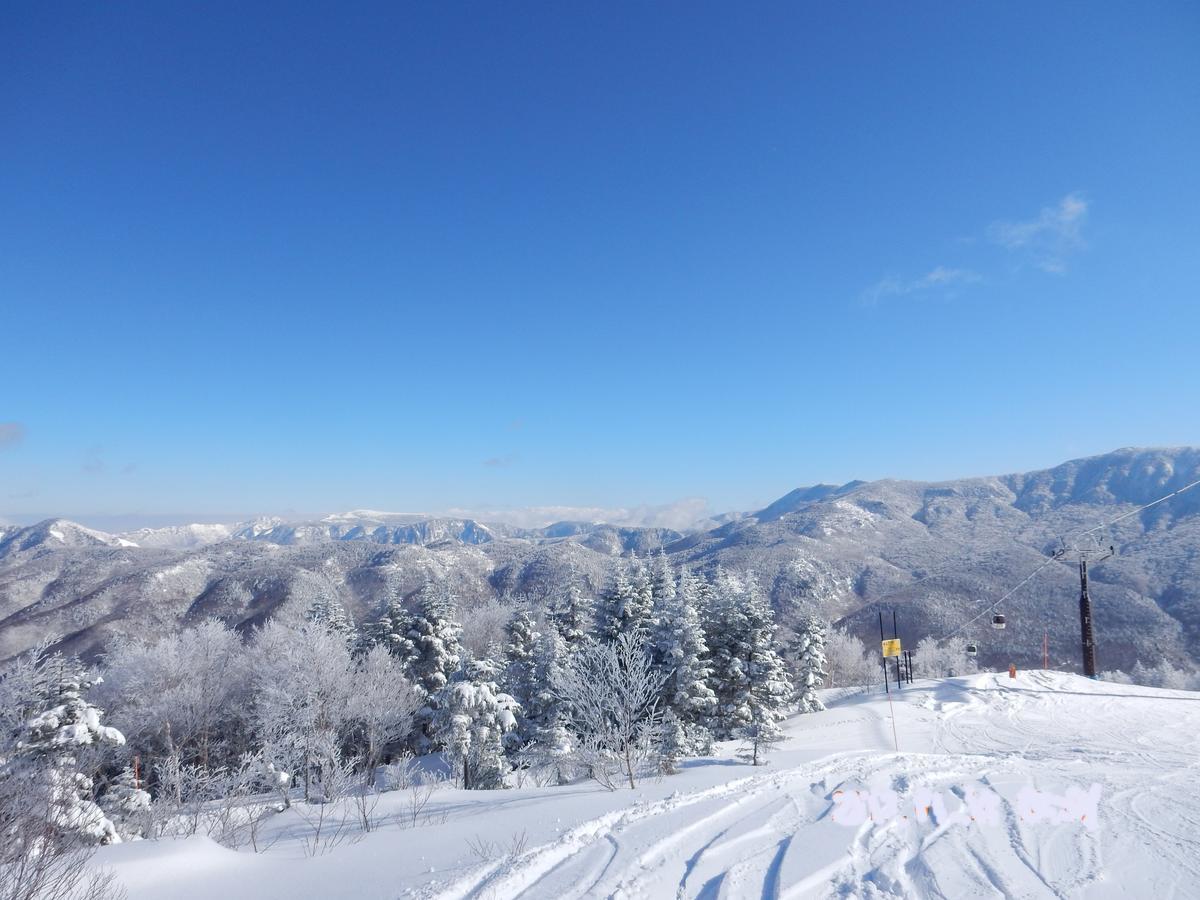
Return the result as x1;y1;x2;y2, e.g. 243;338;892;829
988;192;1088;272
863;266;981;304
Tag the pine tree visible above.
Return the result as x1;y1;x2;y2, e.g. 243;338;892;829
736;575;792;765
702;570;791;758
524;630;574;782
305;596;356;646
649;566;716;752
551;579;595;650
502;609;541;746
10;656;126;844
702;568;751;740
395;583;463;698
793;617;829;713
98;767;151;840
659;708;688;775
363;593;410;657
597;561;654;643
432;657;519;790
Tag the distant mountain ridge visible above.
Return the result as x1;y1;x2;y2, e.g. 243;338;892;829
2;447;1198;674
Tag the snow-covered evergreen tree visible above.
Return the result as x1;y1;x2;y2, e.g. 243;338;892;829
703;568;751;740
524;629;574;781
98;766;151;840
502;608;541;743
363;593;410;657
597;561;654;643
703;570;791;758
551;578;595;650
433;657;519;790
9;656;125;844
395;583;463;699
649;566;716;751
658;708;688;775
792;617;829;713
735;577;792;764
306;595;356;646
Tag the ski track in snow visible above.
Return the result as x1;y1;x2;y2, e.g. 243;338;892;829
95;672;1200;900
426;672;1200;900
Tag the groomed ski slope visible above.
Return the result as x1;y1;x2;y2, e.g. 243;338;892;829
99;671;1200;899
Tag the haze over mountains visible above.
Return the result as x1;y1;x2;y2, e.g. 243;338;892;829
2;447;1198;674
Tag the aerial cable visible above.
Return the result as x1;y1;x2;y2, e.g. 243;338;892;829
1074;476;1200;539
936;553;1062;642
932;474;1200;653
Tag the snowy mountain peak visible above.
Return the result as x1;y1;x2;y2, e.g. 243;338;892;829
0;518;132;561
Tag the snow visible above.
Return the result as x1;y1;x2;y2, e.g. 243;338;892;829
96;671;1200;898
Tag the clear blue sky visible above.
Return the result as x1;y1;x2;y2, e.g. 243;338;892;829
2;2;1198;526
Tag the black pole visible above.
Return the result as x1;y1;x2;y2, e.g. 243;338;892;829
892;610;902;690
1079;558;1098;678
879;611;890;693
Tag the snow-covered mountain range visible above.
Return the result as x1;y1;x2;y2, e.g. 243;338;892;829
2;447;1199;673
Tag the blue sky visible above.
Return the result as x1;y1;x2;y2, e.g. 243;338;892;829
2;2;1198;527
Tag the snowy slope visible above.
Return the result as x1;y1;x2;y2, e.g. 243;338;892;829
96;671;1200;899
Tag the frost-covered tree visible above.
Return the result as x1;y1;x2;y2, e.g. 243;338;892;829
0;764;126;900
305;595;356;646
95;619;249;770
658;708;689;775
459;596;516;658
7;656;125;844
791;617;829;713
913;636;976;679
551;579;595;650
502;609;541;745
346;645;422;782
703;570;791;758
824;627;876;691
432;657;519;790
735;577;792;764
523;630;573;781
364;593;409;654
248;620;356;801
554;633;668;790
394;584;464;700
1129;659;1199;690
649;567;716;751
703;568;751;739
596;562;654;643
98;766;151;840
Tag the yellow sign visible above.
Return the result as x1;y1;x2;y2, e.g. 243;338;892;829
881;638;902;658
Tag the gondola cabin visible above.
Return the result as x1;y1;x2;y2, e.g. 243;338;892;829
966;643;978;656
991;614;1006;630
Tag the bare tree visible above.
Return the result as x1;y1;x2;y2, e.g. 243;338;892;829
554;633;668;790
0;774;126;900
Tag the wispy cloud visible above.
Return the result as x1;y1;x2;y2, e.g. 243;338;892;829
483;455;518;468
863;266;981;304
443;497;714;531
0;422;26;449
988;192;1088;273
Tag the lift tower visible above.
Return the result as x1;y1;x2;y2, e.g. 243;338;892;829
1073;545;1114;678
